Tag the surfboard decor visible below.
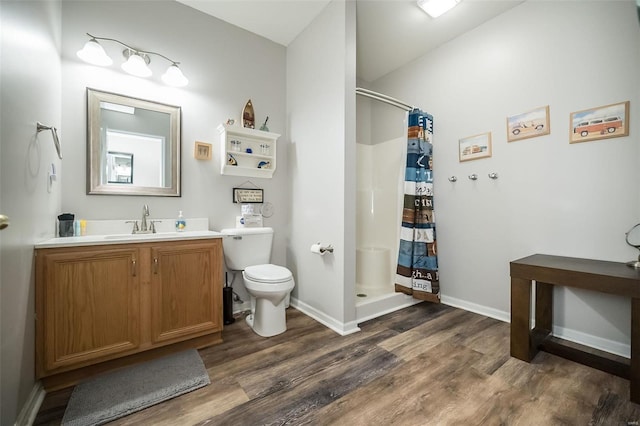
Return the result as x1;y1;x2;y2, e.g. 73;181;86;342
242;99;255;129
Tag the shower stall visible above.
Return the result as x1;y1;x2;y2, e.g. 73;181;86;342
355;88;422;323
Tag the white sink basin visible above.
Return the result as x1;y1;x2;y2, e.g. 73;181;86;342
102;232;183;240
101;231;223;242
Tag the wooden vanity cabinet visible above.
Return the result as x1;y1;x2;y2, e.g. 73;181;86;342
36;246;141;374
150;241;222;344
35;238;223;390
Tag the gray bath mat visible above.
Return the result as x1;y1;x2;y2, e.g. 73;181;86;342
61;349;210;426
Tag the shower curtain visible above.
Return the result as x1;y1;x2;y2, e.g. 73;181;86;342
395;108;439;303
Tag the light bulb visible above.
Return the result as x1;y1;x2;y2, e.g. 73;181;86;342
162;64;189;87
76;39;113;66
121;53;152;78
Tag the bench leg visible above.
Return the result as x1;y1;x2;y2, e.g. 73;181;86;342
535;282;553;333
511;277;534;362
631;298;640;403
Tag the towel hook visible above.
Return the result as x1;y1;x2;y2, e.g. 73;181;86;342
488;172;499;180
37;122;62;160
468;174;478;181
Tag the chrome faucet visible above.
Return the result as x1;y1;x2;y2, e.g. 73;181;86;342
127;204;160;234
141;204;149;232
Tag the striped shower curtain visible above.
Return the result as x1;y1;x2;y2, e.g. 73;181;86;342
395;108;439;303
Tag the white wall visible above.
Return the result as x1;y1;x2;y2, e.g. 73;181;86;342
373;1;640;356
287;0;358;333
60;1;289;303
0;1;62;423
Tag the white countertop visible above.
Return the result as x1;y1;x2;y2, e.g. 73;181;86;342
37;217;226;248
36;230;223;249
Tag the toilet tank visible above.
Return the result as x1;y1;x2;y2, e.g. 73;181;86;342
220;227;274;270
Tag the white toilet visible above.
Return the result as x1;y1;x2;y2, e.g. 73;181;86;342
220;227;295;337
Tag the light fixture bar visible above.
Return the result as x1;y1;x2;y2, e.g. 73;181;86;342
77;33;188;86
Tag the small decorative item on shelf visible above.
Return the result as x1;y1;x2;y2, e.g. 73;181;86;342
258;161;271;169
228;154;238;166
230;140;241;152
242;99;255;129
259;116;269;132
260;143;270;155
246;148;253;154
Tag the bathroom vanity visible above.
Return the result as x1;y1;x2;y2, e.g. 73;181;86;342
34;232;223;390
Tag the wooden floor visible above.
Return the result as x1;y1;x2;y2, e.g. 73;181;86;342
35;303;640;425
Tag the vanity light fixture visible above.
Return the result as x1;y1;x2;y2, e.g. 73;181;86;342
417;0;461;18
121;49;152;78
76;33;189;87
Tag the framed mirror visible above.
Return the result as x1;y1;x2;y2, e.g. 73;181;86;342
87;88;181;196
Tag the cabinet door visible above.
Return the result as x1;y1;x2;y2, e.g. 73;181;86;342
37;247;140;375
150;240;222;344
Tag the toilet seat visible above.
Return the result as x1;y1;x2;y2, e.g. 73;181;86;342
244;264;292;283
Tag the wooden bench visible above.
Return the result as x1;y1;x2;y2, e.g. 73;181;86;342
510;254;640;403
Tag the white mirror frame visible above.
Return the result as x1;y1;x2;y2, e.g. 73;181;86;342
87;88;181;196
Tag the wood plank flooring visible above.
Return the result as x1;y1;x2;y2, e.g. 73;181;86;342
34;303;640;425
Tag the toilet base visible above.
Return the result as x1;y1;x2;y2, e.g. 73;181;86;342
247;298;287;337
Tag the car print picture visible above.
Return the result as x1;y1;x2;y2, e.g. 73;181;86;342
570;101;629;144
507;105;550;142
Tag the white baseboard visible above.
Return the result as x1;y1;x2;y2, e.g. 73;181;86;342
441;294;630;358
441;295;510;323
552;324;630;358
290;297;360;336
233;300;252;314
15;381;45;426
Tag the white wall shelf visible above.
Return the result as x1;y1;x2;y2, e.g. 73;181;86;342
217;124;279;178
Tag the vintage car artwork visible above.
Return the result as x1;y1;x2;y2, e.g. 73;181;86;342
573;116;623;137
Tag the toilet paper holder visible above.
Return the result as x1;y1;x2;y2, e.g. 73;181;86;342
311;243;334;255
320;244;334;254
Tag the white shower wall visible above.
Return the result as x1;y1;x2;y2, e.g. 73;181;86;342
356;137;406;289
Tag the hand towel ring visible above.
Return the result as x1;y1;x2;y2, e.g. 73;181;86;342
37;122;62;159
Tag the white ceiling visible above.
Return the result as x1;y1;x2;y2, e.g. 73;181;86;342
177;0;523;83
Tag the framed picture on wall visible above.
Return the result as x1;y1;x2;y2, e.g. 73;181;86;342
459;132;492;162
570;101;630;144
507;105;550;142
194;141;212;160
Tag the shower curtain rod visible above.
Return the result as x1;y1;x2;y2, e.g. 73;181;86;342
355;87;413;111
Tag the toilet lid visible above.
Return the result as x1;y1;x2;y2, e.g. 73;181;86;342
244;264;292;283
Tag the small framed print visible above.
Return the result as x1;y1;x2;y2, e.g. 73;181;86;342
570;101;630;144
459;132;492;162
194;141;212;160
507;105;550;142
233;188;264;203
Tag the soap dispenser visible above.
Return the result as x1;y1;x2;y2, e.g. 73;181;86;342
175;211;186;232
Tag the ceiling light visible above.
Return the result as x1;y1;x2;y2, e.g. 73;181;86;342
417;0;461;18
162;63;189;87
76;33;189;87
76;37;113;66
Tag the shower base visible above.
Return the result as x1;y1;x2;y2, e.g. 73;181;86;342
355;284;422;324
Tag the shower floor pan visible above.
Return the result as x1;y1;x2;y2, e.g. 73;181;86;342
355;284;422;324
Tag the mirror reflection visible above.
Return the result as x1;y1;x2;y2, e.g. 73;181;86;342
87;88;181;196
